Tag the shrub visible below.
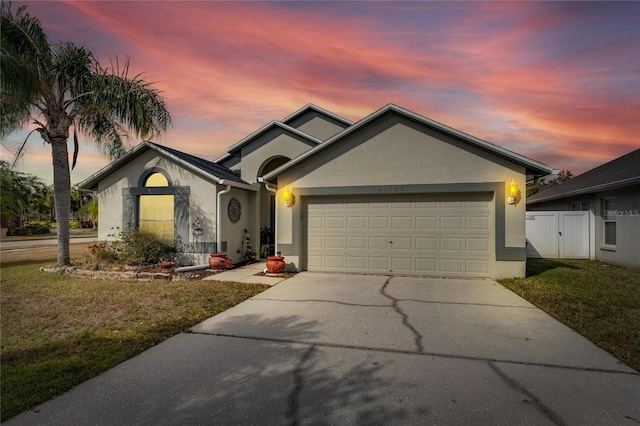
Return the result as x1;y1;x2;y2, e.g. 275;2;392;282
86;229;177;268
88;241;119;263
69;220;82;229
24;221;50;235
117;229;177;266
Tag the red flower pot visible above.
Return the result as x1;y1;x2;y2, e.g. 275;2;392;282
209;253;233;269
266;256;286;274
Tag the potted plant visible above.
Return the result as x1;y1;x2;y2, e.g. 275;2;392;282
266;253;285;274
209;253;233;269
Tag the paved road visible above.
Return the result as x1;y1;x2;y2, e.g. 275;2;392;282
0;237;97;250
6;273;640;425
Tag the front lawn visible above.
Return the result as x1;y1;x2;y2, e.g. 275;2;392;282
499;259;640;372
0;244;268;421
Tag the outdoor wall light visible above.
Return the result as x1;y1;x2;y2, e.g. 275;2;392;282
282;188;295;207
507;179;519;205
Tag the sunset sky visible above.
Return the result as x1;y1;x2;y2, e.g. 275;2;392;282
1;1;639;185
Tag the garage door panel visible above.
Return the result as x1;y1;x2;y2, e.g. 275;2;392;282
467;216;490;230
346;201;367;209
416;258;438;272
306;193;493;277
324;236;344;249
346;236;366;249
466;238;489;252
441;238;463;251
391;257;413;272
391;216;413;229
325;202;346;210
416;216;437;229
347;216;367;229
414;195;438;208
441;216;463;230
369;216;389;229
369;257;390;270
441;258;464;273
369;237;390;250
369;200;390;209
440;196;464;208
416;237;437;250
391;237;412;250
325;217;344;229
325;256;345;268
346;256;366;269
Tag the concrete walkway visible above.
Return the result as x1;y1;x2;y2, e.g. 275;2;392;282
7;273;640;425
203;261;289;285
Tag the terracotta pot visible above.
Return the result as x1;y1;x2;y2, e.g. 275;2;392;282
158;261;175;269
266;256;286;274
209;253;232;269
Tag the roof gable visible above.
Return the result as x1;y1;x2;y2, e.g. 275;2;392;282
216;121;323;161
281;104;353;128
78;142;251;191
528;148;640;204
263;104;554;182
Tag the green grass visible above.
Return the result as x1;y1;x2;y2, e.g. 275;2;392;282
0;245;268;421
499;259;640;372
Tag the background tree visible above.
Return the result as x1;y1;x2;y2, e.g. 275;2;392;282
1;2;170;264
0;160;51;228
527;169;573;196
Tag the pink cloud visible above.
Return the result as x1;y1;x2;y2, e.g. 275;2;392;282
7;0;639;182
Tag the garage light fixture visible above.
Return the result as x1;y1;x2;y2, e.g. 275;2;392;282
282;187;295;207
508;179;519;205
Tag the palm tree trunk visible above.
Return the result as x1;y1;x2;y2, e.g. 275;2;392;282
51;138;71;265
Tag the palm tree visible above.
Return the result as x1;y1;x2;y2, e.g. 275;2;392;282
1;2;171;265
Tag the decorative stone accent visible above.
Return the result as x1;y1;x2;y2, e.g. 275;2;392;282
40;266;206;281
136;272;154;281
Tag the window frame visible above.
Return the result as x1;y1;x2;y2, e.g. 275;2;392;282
602;198;616;248
137;170;175;241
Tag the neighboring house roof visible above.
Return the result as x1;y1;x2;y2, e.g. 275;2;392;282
78;142;252;191
262;104;555;182
214;121;324;163
281;103;354;127
528;148;640;204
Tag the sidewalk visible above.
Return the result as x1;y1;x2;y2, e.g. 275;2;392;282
203;261;289;286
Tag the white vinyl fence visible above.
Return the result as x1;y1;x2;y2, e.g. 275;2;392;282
526;211;590;259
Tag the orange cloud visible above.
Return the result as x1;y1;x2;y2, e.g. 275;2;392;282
8;0;639;182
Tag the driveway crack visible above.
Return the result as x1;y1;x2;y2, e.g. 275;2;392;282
380;277;424;353
254;298;390;308
287;345;314;425
488;361;567;425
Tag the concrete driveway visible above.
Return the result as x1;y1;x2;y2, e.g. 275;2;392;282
7;273;639;425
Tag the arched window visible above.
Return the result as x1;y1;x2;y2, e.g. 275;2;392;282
139;172;174;240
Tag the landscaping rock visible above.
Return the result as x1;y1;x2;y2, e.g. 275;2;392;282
136;272;154;281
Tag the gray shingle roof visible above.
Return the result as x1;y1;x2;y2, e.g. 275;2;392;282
147;143;247;184
528;148;640;204
78;142;250;190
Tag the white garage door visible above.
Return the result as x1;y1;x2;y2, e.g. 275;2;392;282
305;193;494;277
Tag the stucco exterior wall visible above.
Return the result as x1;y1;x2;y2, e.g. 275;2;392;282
96;150;224;264
217;187;254;265
239;130;316;183
286;111;350;141
274;113;528;278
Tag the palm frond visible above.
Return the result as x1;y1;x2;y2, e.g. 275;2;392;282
1;1;52;137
